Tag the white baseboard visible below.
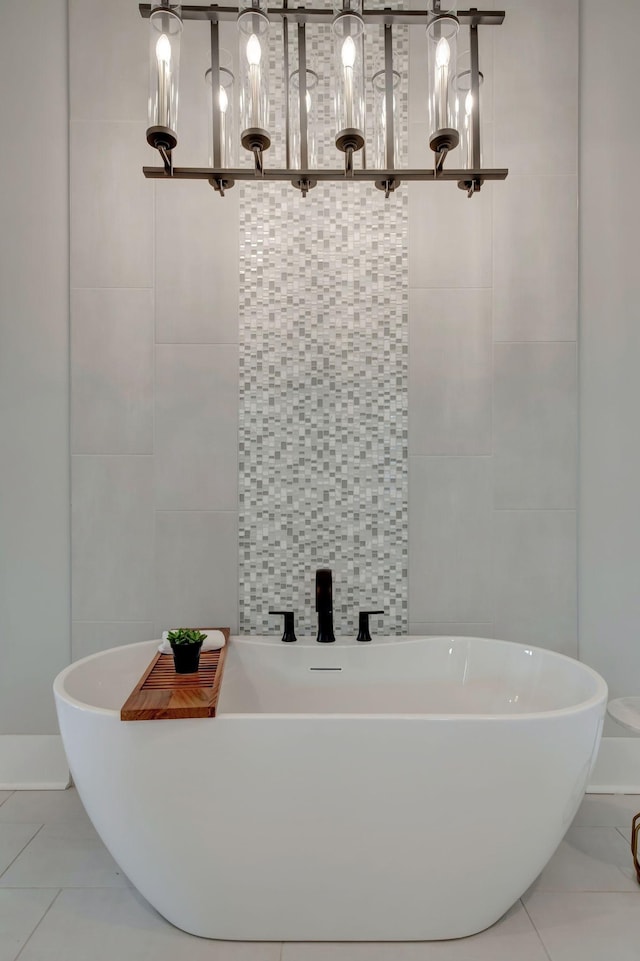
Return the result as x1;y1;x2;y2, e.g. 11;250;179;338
0;735;70;790
588;736;640;793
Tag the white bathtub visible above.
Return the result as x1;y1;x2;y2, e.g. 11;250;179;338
54;635;607;941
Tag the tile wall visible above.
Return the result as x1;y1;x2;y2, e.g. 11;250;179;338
70;4;240;656
69;0;578;655
407;0;579;652
238;24;409;635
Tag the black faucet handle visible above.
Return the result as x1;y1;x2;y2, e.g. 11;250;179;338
357;610;385;643
269;610;297;643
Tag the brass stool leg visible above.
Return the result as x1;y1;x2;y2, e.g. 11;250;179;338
632;812;640;884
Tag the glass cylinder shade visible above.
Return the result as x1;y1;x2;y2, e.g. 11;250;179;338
426;13;459;154
147;4;182;148
206;66;236;167
332;5;365;153
372;68;401;169
238;3;270;153
289;69;318;169
454;53;483;170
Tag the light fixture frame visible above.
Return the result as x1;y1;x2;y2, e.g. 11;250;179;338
139;2;507;197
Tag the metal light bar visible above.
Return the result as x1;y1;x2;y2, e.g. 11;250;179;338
143;165;508;181
283;3;291;168
468;17;482;194
140;5;505;25
298;23;309;172
374;21;400;198
384;24;394;170
210;21;221;169
360;23;367;170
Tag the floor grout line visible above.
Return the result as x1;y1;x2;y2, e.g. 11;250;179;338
520;897;554;961
615;825;633;844
0;824;45;881
13;888;63;961
0;792;15;807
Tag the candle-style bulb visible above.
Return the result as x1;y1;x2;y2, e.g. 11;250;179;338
219;85;228;113
465;91;473;116
246;34;262;66
341;35;356;68
435;36;450;68
156;33;172;65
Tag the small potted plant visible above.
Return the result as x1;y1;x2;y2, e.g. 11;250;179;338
166;628;207;674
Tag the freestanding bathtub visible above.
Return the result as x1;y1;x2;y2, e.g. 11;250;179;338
54;635;607;941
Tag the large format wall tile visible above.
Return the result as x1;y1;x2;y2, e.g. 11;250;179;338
1;0;71;735
409;288;492;455
70;0;147;123
494;0;578;176
408;182;492;289
410;623;493;637
70;121;153;289
71;621;155;661
155;344;239;510
71;288;154;454
492;509;577;655
409;456;493;623
72;456;154;621
155;181;239;344
494;343;577;509
154;511;238;634
493;175;578;342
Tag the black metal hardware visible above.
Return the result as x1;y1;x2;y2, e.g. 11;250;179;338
146;127;175;174
357;610;384;642
290;22;317;196
458;11;483;196
632;811;640;884
210;20;221;170
144;165;508;183
316;569;335;643
139;6;506;27
298;23;308;172
375;18;401;198
384;21;394;174
283;3;291;169
269;610;297;643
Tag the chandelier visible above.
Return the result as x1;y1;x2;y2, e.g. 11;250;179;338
141;0;507;198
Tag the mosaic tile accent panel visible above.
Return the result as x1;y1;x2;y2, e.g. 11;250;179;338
239;24;409;636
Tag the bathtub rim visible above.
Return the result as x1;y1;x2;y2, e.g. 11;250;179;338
53;635;608;722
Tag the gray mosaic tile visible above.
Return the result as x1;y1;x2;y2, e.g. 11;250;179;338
239;26;409;636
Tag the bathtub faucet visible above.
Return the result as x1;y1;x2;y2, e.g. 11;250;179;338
315;568;335;643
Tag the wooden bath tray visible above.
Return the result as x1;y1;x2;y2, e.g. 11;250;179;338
120;628;230;721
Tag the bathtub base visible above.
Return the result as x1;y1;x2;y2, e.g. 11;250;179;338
61;707;596;943
154;897;515;942
54;636;607;943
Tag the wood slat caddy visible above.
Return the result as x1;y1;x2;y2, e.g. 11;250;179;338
121;628;230;721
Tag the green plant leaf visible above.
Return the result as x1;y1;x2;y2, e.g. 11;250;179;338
166;628;207;646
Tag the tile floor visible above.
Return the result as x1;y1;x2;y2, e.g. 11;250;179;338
0;789;639;960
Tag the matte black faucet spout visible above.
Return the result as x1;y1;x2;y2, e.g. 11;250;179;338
315;568;335;643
